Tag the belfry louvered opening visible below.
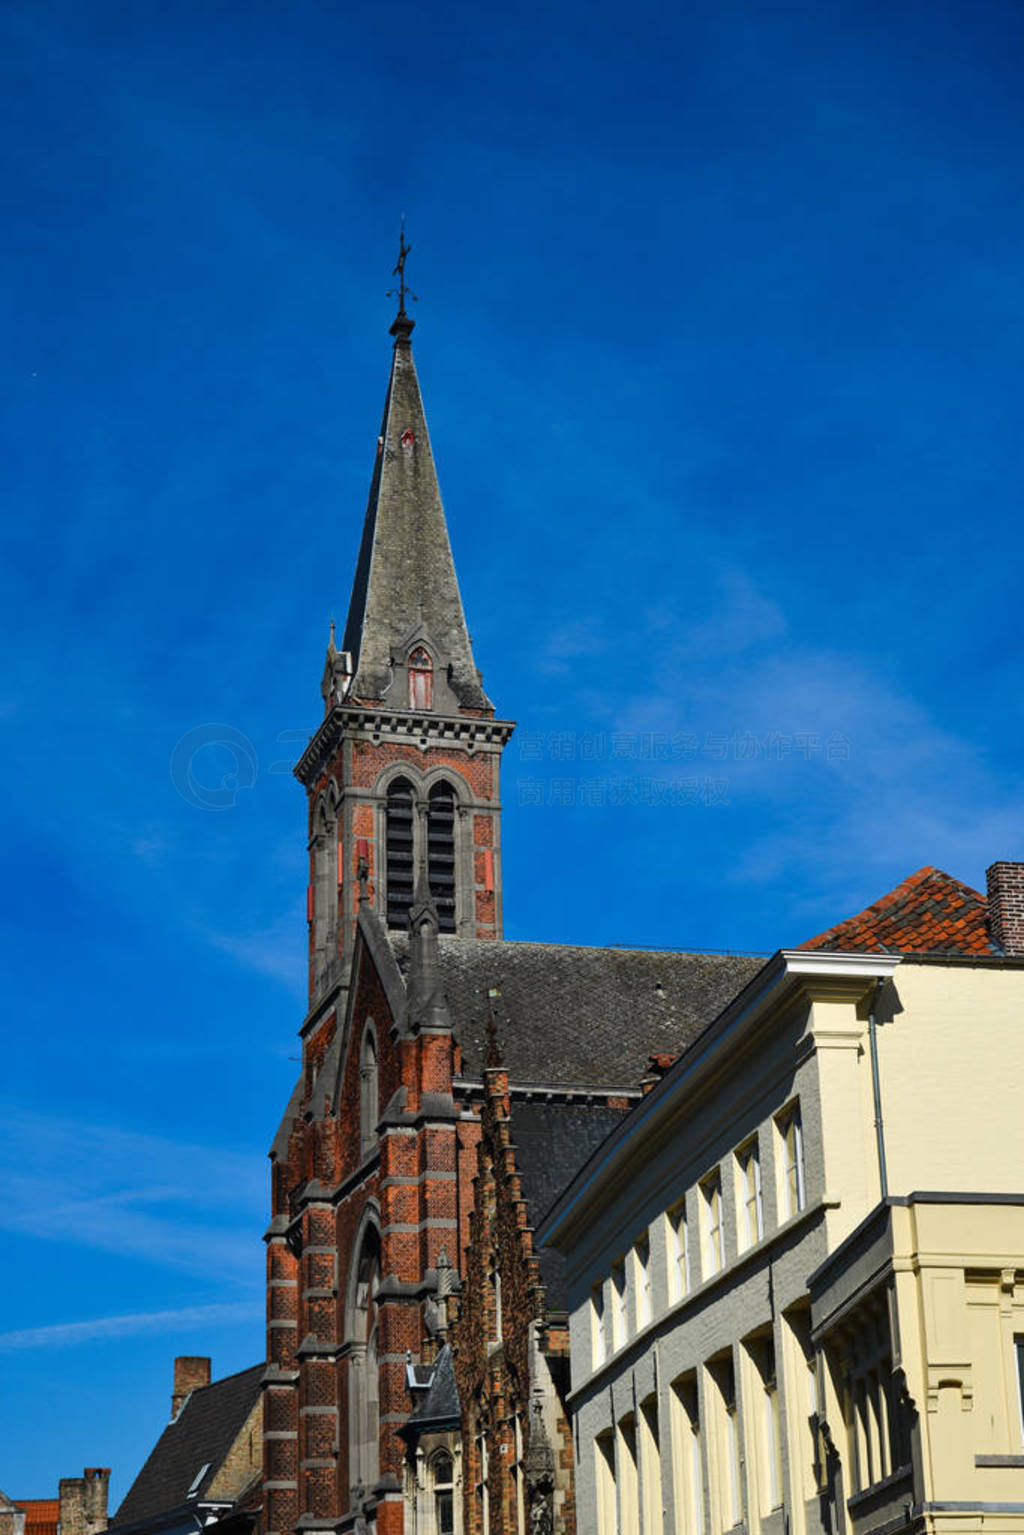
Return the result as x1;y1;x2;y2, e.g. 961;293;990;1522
385;777;415;930
428;781;457;934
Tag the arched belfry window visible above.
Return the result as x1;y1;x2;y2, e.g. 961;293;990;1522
428;781;457;934
385;778;415;930
360;1027;378;1155
409;647;434;710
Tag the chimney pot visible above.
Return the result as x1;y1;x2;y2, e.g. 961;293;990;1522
987;862;1024;955
172;1356;211;1420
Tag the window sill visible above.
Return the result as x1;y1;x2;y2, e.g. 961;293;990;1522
846;1464;913;1512
976;1456;1024;1468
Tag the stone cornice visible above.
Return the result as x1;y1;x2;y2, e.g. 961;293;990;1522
294;705;516;786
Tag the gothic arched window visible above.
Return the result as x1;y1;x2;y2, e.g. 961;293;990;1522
311;792;338;987
409;647;434;710
360;1027;378;1155
432;1451;455;1535
349;1224;381;1494
427;781;457;934
385;777;415;930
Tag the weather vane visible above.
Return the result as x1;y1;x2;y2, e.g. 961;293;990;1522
387;217;418;317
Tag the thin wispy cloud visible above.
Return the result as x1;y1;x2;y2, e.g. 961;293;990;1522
0;1109;266;1280
203;917;307;990
0;1301;261;1354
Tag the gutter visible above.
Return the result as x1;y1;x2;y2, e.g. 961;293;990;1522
867;977;889;1200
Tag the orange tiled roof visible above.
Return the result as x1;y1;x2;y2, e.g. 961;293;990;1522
19;1501;59;1535
800;865;994;956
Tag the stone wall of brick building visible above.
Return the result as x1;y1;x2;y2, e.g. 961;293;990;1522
58;1472;109;1535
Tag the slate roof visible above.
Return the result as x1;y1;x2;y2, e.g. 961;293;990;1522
800;866;994;956
341;324;490;710
405;1343;460;1430
389;936;764;1087
509;1099;629;1309
112;1364;263;1530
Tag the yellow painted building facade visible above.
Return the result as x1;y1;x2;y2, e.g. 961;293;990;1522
538;865;1024;1535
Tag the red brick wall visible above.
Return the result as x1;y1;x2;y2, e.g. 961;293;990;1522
450;1061;577;1535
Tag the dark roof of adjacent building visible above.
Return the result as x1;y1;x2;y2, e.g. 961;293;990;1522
112;1364;263;1531
509;1099;629;1308
341;325;490;710
389;935;764;1087
800;865;994;956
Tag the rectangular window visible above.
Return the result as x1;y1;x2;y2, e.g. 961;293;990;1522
701;1171;724;1277
671;1374;704;1535
707;1355;741;1533
592;1282;607;1369
737;1138;764;1250
1016;1338;1024;1447
596;1431;617;1535
839;1311;900;1494
744;1334;783;1516
777;1103;806;1218
725;1392;741;1528
619;1413;640;1535
635;1231;652;1330
513;1415;526;1535
640;1394;664;1535
613;1259;628;1349
476;1433;489;1529
667;1201;690;1303
783;1306;822;1504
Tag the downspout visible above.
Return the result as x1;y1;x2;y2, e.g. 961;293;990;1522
868;976;889;1200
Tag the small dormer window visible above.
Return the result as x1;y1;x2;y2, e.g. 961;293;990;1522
409;647;433;710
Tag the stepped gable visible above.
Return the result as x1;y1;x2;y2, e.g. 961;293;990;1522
800;865;993;956
113;1363;263;1529
388;935;764;1086
508;1099;628;1308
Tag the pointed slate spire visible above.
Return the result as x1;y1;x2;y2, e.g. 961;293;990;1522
341;295;491;711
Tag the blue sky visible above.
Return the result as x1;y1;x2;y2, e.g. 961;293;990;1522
2;0;1024;1501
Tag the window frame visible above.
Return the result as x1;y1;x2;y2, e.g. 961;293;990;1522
591;1281;607;1369
431;1449;455;1535
700;1170;724;1278
409;645;434;710
777;1102;806;1219
667;1199;690;1304
612;1258;628;1349
634;1231;652;1330
736;1136;764;1250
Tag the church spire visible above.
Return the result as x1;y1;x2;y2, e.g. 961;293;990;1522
341;238;491;713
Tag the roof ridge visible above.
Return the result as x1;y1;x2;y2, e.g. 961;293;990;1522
800;864;990;956
190;1360;264;1392
426;936;763;958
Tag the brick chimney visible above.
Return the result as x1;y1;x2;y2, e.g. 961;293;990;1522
172;1356;211;1420
987;862;1024;955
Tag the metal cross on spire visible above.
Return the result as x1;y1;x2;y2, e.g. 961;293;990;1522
387;217;418;317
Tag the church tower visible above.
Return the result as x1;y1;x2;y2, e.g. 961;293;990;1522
264;274;514;1535
294;290;514;1007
